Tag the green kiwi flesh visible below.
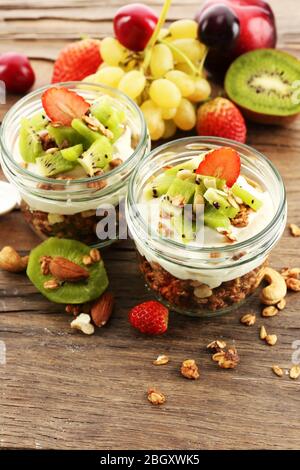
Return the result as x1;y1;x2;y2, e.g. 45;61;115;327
27;238;109;304
225;49;300;123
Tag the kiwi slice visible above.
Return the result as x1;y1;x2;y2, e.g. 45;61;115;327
48;125;83;148
61;144;83;162
90;96;126;142
225;49;300;124
167;178;195;205
27;238;109;304
71;118;102;147
36;151;75;177
232;184;262;211
30;112;49;131
204;206;231;230
78;136;113;177
143;173;175;200
204;188;239;219
19;118;44;163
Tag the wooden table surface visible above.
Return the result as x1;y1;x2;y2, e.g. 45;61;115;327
1;0;300;451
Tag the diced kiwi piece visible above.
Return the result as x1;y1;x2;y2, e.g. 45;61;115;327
48;124;83;148
27;237;109;304
78;136;113;177
197;174;226;190
90;96;126;142
167;178;195;205
19;118;44;163
36;151;75;177
71;118;102;147
204;206;231;230
165;159;199;177
172;212;194;243
143;173;175;200
204;188;239;219
30;112;50;131
61;144;83;162
232;183;263;211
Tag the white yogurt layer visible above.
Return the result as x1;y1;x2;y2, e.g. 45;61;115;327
131;173;274;288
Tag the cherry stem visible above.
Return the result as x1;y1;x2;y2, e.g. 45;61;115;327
142;0;173;71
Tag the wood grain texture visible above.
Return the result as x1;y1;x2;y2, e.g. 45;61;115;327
0;0;300;451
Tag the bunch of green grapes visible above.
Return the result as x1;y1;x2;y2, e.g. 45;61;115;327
84;19;211;141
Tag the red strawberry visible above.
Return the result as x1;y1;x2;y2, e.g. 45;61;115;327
41;87;90;126
196;147;241;187
196;97;247;143
52;38;102;83
129;301;169;335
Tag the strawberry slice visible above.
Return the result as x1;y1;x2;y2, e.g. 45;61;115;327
196;147;241;187
41;87;90;126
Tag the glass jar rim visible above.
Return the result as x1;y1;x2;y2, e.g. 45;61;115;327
0;81;148;187
127;136;286;255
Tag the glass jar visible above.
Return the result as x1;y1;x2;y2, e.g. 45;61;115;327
126;137;287;317
0;82;150;248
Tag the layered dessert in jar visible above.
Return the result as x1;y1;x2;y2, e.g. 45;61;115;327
126;137;286;316
0;82;149;247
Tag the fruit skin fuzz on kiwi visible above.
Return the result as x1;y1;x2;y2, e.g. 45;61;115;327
225;49;300;125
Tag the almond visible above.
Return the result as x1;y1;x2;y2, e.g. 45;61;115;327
49;256;89;282
91;291;114;327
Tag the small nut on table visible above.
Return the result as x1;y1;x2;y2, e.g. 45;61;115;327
289;365;300;379
272;365;284;377
289;223;300;237
0;246;29;273
147;388;166;405
277;298;286;310
91;291;114;327
240;313;256;326
260;325;268;340
180;359;200;379
71;313;95;335
265;334;277;346
206;339;226;352
260;267;287;305
153;354;169;366
213;347;239;369
262;306;278;317
286;277;300;292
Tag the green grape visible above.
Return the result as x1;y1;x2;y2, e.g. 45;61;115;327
165;70;195;97
161;107;177;120
92;66;125;88
169;19;198;39
150;119;165;141
188;78;211;103
174;98;196;131
141;99;162;118
150;43;174;78
143;109;165;140
101;37;127;66
118;70;146;99
170;39;206;64
149;79;181;108
163;119;177;138
175;62;194;74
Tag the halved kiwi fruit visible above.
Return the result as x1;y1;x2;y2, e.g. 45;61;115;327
225;49;300;124
27;238;109;304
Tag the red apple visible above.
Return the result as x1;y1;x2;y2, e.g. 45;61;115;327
196;0;277;77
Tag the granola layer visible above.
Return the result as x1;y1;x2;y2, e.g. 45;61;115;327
139;254;266;314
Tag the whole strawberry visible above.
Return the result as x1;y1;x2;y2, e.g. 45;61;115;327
196;97;247;143
129;301;169;335
52;38;102;83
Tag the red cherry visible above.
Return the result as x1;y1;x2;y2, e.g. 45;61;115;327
113;3;158;52
0;52;35;94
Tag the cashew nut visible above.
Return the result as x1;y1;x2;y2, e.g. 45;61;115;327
71;313;95;335
0;246;29;273
260;267;287;305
